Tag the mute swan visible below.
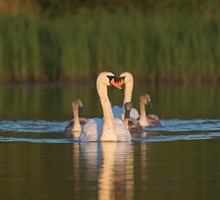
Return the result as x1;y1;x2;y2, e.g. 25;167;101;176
124;102;143;134
112;72;139;120
65;99;87;134
139;94;162;127
80;72;131;142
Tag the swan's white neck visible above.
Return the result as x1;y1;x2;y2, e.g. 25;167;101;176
73;106;82;132
139;102;149;126
123;80;133;105
120;79;133;120
97;82;118;141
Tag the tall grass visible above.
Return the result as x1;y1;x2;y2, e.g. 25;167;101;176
0;11;220;84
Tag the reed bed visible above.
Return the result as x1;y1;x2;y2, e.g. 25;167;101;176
0;12;220;84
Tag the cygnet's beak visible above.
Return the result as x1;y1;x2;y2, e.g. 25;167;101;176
147;101;153;109
78;106;84;114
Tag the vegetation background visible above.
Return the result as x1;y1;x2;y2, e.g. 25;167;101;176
0;0;220;84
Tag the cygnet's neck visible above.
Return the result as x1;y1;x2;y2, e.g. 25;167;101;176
139;102;149;127
123;110;130;129
73;106;81;131
96;81;117;141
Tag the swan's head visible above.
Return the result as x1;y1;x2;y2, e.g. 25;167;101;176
97;71;124;90
140;94;153;108
119;72;134;84
72;99;84;114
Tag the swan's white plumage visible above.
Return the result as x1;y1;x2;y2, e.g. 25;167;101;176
80;71;131;142
81;118;131;142
114;118;131;141
81;118;103;142
112;71;140;120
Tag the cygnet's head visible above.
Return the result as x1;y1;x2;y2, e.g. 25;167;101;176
140;94;153;108
72;99;84;114
124;102;133;112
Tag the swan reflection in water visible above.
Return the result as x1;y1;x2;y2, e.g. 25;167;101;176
80;142;133;200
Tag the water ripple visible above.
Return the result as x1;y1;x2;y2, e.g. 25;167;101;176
0;120;66;133
132;132;220;142
0;137;79;143
145;119;220;132
0;119;220;143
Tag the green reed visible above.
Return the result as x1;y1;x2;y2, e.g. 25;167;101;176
0;11;220;84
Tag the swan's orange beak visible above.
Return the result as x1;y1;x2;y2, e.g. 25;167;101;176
107;76;125;90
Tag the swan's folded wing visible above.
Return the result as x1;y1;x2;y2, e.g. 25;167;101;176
81;118;103;142
130;108;140;119
114;118;131;142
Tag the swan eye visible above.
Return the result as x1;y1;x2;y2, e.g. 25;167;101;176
106;75;115;81
107;75;125;90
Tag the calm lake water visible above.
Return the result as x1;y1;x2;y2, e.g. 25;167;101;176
0;84;220;200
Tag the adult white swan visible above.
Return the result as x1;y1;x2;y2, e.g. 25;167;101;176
80;72;131;142
65;99;87;133
139;94;162;127
112;72;139;119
